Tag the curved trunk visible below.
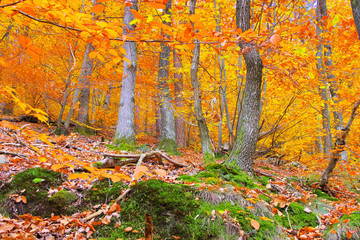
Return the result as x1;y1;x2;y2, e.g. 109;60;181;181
226;0;263;173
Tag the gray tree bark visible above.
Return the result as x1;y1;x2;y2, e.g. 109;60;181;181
77;43;94;130
351;0;360;39
316;0;333;156
189;0;214;162
114;0;138;146
226;0;263;173
157;0;178;154
174;49;186;148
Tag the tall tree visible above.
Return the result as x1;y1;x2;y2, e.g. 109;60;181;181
157;0;178;154
189;0;214;162
114;0;138;146
226;0;263;173
62;42;94;135
319;0;360;188
174;49;186;148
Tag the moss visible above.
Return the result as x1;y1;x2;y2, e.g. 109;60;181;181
275;202;318;230
95;180;201;239
203;151;215;164
54;128;62;135
74;125;94;136
314;189;339;201
259;166;272;170
324;213;360;239
158;138;178;155
177;175;200;183
0;167;64;217
258;176;271;186
48;190;77;215
112;136;136;152
205;163;256;188
258;195;272;203
92;161;103;168
197;171;218;179
86;178;126;206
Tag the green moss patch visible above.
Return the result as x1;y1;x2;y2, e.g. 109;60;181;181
95;180;284;240
86;178;126;206
274;202;318;230
314;189;339;201
158;138;178;155
0;167;64;217
49;190;77;215
111;136;136;152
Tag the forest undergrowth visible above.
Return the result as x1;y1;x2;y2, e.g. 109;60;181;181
0;120;359;240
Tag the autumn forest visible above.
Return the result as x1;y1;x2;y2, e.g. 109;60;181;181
1;0;360;239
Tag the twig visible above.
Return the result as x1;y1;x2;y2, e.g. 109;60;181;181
285;205;293;230
83;188;131;222
0;150;27;158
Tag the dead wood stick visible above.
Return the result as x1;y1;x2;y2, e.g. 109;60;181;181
0;150;27;158
157;152;188;167
84;188;131;222
103;151;188;167
145;213;153;240
136;153;147;167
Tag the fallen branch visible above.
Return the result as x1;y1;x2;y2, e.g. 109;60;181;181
0;150;27;158
83;188;131;222
102;151;187;168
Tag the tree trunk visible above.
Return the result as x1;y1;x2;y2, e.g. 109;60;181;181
226;0;263;174
77;43;94;132
174;49;186;148
351;0;360;39
157;0;178;154
189;0;214;163
114;0;138;146
316;0;332;156
62;42;94;135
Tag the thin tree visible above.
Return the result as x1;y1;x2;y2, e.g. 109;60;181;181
189;0;214;163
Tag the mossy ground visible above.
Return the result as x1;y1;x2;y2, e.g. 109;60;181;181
95;179;284;240
112;136;136;152
158;138;179;155
274;202;318;230
0;167;65;217
85;178;126;206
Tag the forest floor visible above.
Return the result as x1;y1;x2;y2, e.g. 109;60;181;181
0;120;359;239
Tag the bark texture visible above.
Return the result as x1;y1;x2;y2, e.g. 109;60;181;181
114;0;138;145
174;49;186;148
189;0;214;162
351;0;360;39
77;43;94;126
158;0;177;154
226;0;263;173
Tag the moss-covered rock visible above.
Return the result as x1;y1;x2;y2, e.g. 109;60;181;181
0;167;64;217
274;202;318;230
95;180;284;240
